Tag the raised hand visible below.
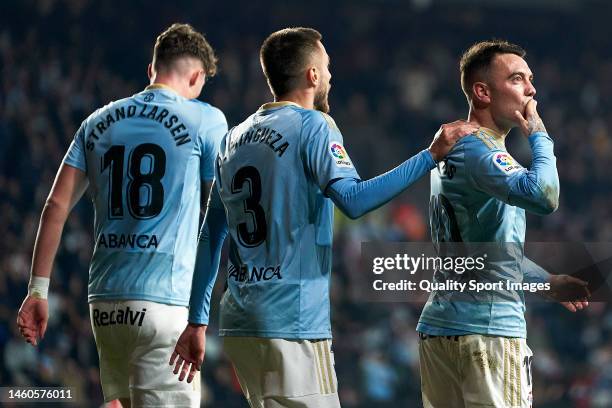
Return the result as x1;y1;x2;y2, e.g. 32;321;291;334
514;99;547;136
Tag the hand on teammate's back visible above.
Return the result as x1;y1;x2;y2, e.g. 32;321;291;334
170;324;207;383
17;296;48;346
514;99;548;137
427;120;479;163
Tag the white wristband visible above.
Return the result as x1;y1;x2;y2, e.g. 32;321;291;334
28;276;50;299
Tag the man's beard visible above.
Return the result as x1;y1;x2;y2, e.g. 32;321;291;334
314;86;330;113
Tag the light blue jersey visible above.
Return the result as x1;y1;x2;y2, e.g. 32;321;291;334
215;102;359;339
417;128;559;338
63;84;227;306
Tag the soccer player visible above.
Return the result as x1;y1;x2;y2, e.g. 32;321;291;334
16;23;227;407
417;40;590;407
169;27;477;407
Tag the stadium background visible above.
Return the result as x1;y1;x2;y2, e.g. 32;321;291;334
1;0;611;406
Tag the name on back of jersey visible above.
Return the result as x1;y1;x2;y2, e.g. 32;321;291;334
85;104;193;151
228;126;289;157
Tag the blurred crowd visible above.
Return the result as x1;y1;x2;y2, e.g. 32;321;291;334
1;0;611;407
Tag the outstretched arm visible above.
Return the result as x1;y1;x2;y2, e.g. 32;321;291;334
327;150;435;219
327;121;478;219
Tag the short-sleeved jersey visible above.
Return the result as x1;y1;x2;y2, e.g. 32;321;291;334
63;84;227;306
215;102;360;339
417;128;558;338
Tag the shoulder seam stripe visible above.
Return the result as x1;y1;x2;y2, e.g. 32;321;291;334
474;132;496;150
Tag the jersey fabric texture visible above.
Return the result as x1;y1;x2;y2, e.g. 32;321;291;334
417;128;559;338
63;84;227;306
215;101;360;339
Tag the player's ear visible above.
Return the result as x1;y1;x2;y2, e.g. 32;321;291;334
147;63;154;80
306;66;318;88
472;82;490;105
189;70;203;88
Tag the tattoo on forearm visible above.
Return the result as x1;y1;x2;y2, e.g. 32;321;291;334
527;116;547;134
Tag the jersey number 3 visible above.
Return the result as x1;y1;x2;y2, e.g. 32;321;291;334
101;144;166;219
231;166;267;247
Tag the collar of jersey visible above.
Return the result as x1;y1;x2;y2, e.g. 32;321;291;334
259;101;302;111
478;126;506;141
145;83;176;93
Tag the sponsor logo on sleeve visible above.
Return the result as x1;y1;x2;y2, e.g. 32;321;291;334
492;152;522;174
329;142;353;168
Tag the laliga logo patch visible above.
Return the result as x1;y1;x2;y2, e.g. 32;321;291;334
493;152;522;174
329;142;353;168
495;153;514;167
330;143;346;159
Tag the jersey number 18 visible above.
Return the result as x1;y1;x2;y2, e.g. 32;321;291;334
101;143;166;219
